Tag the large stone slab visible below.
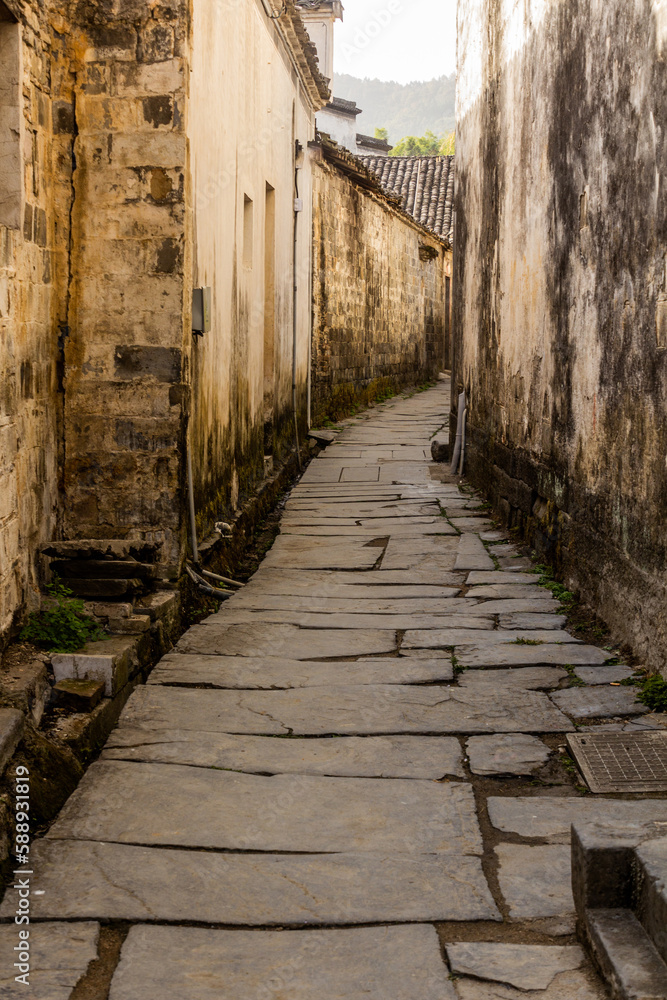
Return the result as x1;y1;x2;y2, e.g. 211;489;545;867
18;841;498;924
247;567;465;594
119;683;574;736
109;924;457;1000
226;594;465;613
456;644;608;668
454;534;495;571
261;536;382;569
496;844;574;923
466;735;551;775
446;943;584;991
458;667;568;690
210;609;495;630
453;970;607;1000
466;585;553;600
381;537;459;570
404;629;581;648
463;598;560;614
48;761;483;854
148;653;455;688
175;623;397;659
573;665;636;685
0;922;99;1000
550;685;648;718
104;729;465;778
466;572;539;584
498;612;568;630
487;797;667;843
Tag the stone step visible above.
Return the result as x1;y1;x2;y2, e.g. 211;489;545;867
51;635;139;697
50;559;156;580
42;539;159;561
586;908;667;1000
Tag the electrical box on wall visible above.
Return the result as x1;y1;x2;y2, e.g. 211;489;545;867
192;287;211;335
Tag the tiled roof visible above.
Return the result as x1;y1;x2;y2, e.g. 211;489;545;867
277;1;331;109
317;135;449;247
326;97;363;116
356;133;392;154
357;155;455;247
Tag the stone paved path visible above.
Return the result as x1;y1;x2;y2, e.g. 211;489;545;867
4;381;667;999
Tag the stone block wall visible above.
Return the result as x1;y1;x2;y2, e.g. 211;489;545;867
62;4;190;576
311;154;448;424
454;0;667;674
0;0;71;636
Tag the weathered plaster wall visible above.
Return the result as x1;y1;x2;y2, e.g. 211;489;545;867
454;0;667;673
0;0;72;638
312;156;448;423
188;0;318;539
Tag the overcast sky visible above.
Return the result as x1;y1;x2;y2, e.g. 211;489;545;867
333;0;457;84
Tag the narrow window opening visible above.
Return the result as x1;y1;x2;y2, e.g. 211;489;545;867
243;195;253;269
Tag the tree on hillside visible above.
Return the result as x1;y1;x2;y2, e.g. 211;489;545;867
374;127;390;143
390;130;455;156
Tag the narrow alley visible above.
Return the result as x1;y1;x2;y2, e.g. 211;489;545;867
5;380;666;998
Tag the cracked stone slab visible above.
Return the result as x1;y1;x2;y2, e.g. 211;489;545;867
452;969;607;1000
118;683;574;736
103;728;465;778
48;760;483;854
487;797;667;843
466;734;551;775
175;623;397;659
455;644;607;668
458;667;568;690
404;629;580;649
108;924;457;1000
446;943;585;991
148;653;455;688
573;665;636;685
210;609;495;630
18;840;498;924
0;922;99;1000
496;844;575;923
454;534;495;571
498;612;568;629
550;685;648;718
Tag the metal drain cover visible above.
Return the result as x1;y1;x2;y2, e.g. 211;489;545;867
567;731;667;793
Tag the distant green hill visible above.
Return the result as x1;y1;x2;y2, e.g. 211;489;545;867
332;74;456;146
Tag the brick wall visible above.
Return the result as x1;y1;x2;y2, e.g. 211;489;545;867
311;155;448;424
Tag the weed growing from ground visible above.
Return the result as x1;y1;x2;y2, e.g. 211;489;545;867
636;675;667;712
20;577;106;653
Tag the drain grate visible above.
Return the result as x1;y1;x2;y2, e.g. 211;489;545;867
567;731;667;793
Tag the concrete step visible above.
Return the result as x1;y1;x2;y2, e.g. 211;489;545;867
573;820;667;1000
586;908;667;1000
